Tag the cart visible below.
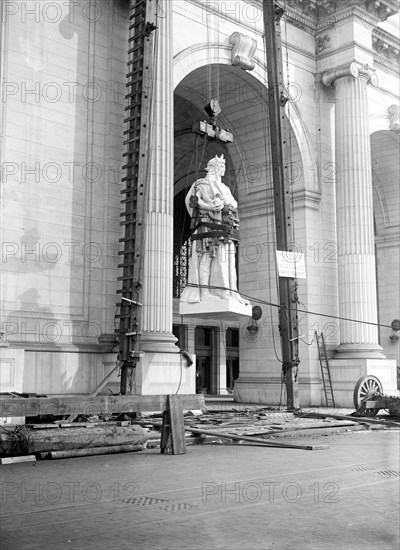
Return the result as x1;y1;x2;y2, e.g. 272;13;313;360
353;375;400;417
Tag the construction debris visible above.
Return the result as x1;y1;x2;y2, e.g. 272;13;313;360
2;402;397;461
294;410;400;428
139;407;377;451
186;426;328;450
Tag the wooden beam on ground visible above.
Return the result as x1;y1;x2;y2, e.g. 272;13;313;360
0;394;205;418
294;411;400;428
47;444;144;460
186;427;328;450
1;425;146;455
0;455;36;464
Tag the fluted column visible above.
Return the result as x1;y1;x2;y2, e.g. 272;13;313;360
141;0;176;352
322;62;383;358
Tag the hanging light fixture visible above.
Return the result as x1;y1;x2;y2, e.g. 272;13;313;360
389;319;400;343
247;318;258;336
246;306;262;337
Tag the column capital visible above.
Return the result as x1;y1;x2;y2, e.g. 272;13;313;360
322;62;378;87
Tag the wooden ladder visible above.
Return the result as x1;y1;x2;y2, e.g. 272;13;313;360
315;332;335;407
116;0;156;394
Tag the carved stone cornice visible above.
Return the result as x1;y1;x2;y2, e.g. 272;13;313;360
322;61;378;86
372;27;400;68
273;0;399;31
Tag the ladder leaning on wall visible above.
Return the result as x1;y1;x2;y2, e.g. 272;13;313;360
315;331;335;408
116;0;157;395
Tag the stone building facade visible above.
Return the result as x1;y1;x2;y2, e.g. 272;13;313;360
1;0;399;407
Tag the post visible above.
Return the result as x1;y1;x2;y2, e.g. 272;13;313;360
263;0;299;409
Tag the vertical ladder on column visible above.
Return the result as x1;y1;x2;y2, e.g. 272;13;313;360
116;0;156;395
315;331;335;407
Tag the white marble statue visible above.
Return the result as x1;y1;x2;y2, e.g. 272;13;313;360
180;154;248;305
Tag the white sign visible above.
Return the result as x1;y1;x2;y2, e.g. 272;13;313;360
276;251;306;279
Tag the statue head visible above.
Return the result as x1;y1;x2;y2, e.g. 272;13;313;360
206;154;225;176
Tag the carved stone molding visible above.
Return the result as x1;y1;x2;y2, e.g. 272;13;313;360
315;34;331;54
279;0;399;22
272;0;400;31
372;28;400;67
322;62;378;87
388;104;400;133
364;0;399;21
229;32;257;71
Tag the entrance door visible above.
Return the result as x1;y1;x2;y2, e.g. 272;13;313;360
195;327;216;394
226;328;239;390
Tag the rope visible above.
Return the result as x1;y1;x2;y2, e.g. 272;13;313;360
0;425;31;457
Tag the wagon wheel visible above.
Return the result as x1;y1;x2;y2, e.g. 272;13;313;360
353;375;383;416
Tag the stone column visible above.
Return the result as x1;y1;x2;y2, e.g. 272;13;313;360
218;327;229;395
322;62;383;358
141;0;177;353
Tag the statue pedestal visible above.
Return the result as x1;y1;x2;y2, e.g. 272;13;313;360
179;297;252;320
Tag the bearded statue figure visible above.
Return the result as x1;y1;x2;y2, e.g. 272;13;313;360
180;154;249;306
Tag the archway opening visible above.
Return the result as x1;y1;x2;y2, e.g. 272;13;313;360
371;129;400;362
173;62;305;396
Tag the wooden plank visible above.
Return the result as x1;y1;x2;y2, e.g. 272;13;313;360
186;427;328;451
48;444;144;459
294;411;400;428
26;424;60;429
268;421;356;432
0;394;205;418
1;455;36;464
168;395;186;455
89;364;120;397
160;410;172;454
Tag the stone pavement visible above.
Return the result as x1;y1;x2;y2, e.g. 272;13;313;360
1;422;399;550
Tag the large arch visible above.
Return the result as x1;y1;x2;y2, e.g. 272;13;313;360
173;45;318;194
370;128;400;363
171;58;323;400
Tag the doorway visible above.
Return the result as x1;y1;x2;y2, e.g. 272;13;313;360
226;328;239;390
195;326;217;394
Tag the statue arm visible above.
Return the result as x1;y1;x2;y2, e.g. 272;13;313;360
195;183;223;211
219;185;237;209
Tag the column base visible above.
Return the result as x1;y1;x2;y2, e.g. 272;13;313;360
329;358;399;408
336;343;385;359
140;332;179;354
135;350;196;395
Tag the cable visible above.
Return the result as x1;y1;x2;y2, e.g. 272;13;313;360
0;425;31;457
175;351;183;394
182;283;395;330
